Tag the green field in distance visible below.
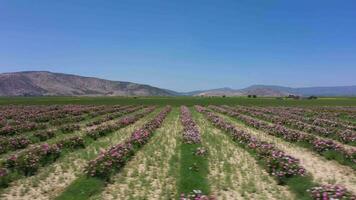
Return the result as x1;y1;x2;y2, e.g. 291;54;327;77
1;96;356;106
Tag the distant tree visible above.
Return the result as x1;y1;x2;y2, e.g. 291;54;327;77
222;95;226;98
307;96;318;100
247;95;252;98
252;95;257;98
287;94;300;99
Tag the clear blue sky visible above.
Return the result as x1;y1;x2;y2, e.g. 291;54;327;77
1;0;356;92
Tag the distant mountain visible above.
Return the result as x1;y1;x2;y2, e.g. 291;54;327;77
187;87;243;96
1;71;355;97
0;71;174;96
191;85;356;97
292;86;356;96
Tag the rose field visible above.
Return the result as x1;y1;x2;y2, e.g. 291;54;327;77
0;99;355;200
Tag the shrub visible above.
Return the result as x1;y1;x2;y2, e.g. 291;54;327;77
308;185;356;199
60;124;81;133
5;144;61;175
57;136;85;149
33;130;55;141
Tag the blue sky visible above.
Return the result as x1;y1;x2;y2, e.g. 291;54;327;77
1;0;356;92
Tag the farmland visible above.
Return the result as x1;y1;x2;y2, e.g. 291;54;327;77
0;98;355;199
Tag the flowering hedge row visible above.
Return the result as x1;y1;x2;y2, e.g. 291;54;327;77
85;105;141;127
0;105;133;136
5;144;62;175
308;185;356;200
0;136;31;154
212;106;356;168
0;106;143;156
0;105;104;135
233;106;356;145
276;106;356;131
180;106;201;144
57;136;85;150
0;106;151;187
196;105;305;183
59;124;81;133
197;105;356;199
85;106;171;179
33;130;56;141
85;106;155;140
3;135;88;175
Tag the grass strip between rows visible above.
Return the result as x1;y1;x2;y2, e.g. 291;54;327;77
178;106;210;199
179;143;209;197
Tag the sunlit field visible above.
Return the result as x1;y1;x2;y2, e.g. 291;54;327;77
0;98;355;199
1;96;356;106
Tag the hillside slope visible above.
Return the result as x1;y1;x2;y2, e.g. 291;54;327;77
193;85;356;97
0;71;173;96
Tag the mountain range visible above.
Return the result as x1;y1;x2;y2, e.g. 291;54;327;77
0;71;356;97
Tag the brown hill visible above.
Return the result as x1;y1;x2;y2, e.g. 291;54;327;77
0;71;173;96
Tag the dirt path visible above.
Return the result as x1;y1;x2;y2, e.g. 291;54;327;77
194;111;294;200
218;113;356;194
95;108;181;200
0;110;159;200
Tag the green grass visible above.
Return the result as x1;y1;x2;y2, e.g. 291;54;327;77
178;143;209;195
285;176;315;200
55;176;105;200
1;96;356;106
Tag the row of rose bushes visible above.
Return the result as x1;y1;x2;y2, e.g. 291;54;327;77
254;106;356;144
0;105;102;123
0;106;154;187
308;184;356;200
231;106;356;146
0;126;80;155
0;105;99;126
196;106;356;199
0;105;106;135
0;106;142;155
180;106;201;144
47;105;132;127
213;105;356;169
0;105;70;124
0;106;155;183
0;135;86;186
85;106;171;179
85;106;155;140
266;106;355;130
0;135;85;187
0;105;132;135
276;107;356;130
196;106;306;183
85;105;140;127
